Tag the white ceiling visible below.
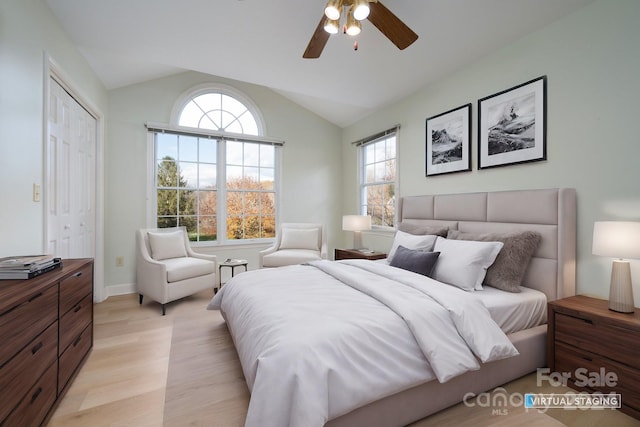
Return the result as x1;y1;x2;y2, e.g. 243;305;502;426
45;0;594;128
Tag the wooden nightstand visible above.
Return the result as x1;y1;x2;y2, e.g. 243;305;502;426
547;295;640;419
334;248;387;261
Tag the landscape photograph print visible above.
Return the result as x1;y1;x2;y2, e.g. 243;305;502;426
478;76;547;169
425;103;471;176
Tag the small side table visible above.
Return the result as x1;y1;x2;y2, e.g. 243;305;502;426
217;259;248;291
335;248;387;261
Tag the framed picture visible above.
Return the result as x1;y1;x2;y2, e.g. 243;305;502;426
425;103;471;176
478;76;547;169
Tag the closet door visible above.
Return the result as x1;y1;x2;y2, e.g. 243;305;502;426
47;77;96;258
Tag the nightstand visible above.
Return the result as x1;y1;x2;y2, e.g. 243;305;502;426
334;248;386;261
547;295;640;419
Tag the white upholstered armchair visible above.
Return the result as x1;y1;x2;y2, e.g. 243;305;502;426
259;223;328;268
136;226;217;315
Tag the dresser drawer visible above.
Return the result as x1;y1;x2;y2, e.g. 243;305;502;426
0;321;58;422
59;323;92;394
555;341;640;411
1;362;57;427
59;263;93;316
59;293;92;356
0;284;58;366
555;312;640;367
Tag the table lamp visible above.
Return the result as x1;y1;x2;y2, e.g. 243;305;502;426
592;221;640;313
342;215;371;250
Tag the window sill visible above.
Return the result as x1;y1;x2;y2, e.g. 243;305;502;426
190;239;274;250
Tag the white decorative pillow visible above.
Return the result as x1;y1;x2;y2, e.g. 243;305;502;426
280;228;320;251
148;230;187;261
387;230;438;260
447;230;541;292
431;237;503;291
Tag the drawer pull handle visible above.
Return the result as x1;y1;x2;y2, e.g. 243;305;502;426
31;342;43;354
28;292;43;303
0;304;20;317
72;272;83;278
74;305;82;313
31;387;42;403
73;335;82;347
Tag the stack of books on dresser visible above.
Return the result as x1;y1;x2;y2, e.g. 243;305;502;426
0;254;62;280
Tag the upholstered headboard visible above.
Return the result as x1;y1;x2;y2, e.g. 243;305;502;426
397;188;576;301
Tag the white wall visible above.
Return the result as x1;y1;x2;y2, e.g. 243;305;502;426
342;0;640;305
0;0;107;254
4;0;640;306
105;71;342;294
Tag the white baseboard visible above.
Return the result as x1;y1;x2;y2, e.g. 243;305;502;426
106;282;136;298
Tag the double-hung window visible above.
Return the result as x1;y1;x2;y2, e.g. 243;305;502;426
147;87;281;244
356;126;398;228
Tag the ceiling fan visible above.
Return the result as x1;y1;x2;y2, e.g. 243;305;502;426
303;0;418;59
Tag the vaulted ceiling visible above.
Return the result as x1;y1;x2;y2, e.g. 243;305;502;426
45;0;594;127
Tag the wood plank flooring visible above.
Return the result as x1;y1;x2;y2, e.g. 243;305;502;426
49;290;640;426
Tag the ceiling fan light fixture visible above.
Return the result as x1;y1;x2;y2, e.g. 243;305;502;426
324;0;342;21
352;0;370;20
345;8;361;36
323;18;339;34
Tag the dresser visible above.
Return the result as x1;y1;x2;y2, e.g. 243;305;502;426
547;295;640;420
0;258;93;426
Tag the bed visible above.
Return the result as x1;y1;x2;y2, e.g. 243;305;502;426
208;187;576;427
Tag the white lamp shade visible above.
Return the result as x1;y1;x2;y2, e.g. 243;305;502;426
592;221;640;259
342;215;371;231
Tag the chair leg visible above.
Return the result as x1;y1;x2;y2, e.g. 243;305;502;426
139;294;143;305
162;303;166;316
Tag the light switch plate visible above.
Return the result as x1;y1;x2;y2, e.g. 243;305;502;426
33;183;41;202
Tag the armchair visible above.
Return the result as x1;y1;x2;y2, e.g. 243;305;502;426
136;226;217;315
259;223;327;268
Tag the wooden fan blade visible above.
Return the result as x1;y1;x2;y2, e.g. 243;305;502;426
367;1;418;50
303;16;331;58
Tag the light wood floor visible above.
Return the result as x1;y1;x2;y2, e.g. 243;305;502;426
49;291;640;427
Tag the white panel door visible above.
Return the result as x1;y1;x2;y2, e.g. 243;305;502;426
47;77;96;258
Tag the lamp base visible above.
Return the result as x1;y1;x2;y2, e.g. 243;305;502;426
608;260;635;313
353;231;364;250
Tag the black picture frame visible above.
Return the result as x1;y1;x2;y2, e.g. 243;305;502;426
425;103;472;176
477;76;547;169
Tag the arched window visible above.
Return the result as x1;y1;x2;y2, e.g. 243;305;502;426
178;92;259;135
148;85;280;244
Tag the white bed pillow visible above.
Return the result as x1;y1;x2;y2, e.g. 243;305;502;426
280;228;320;251
387;230;438;260
431;237;504;291
148;230;187;261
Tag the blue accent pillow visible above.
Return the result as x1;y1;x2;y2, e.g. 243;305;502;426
389;245;440;277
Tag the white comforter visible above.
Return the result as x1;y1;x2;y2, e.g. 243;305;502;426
208;259;518;427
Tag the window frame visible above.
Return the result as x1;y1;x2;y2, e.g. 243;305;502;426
146;85;282;247
355;126;399;230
